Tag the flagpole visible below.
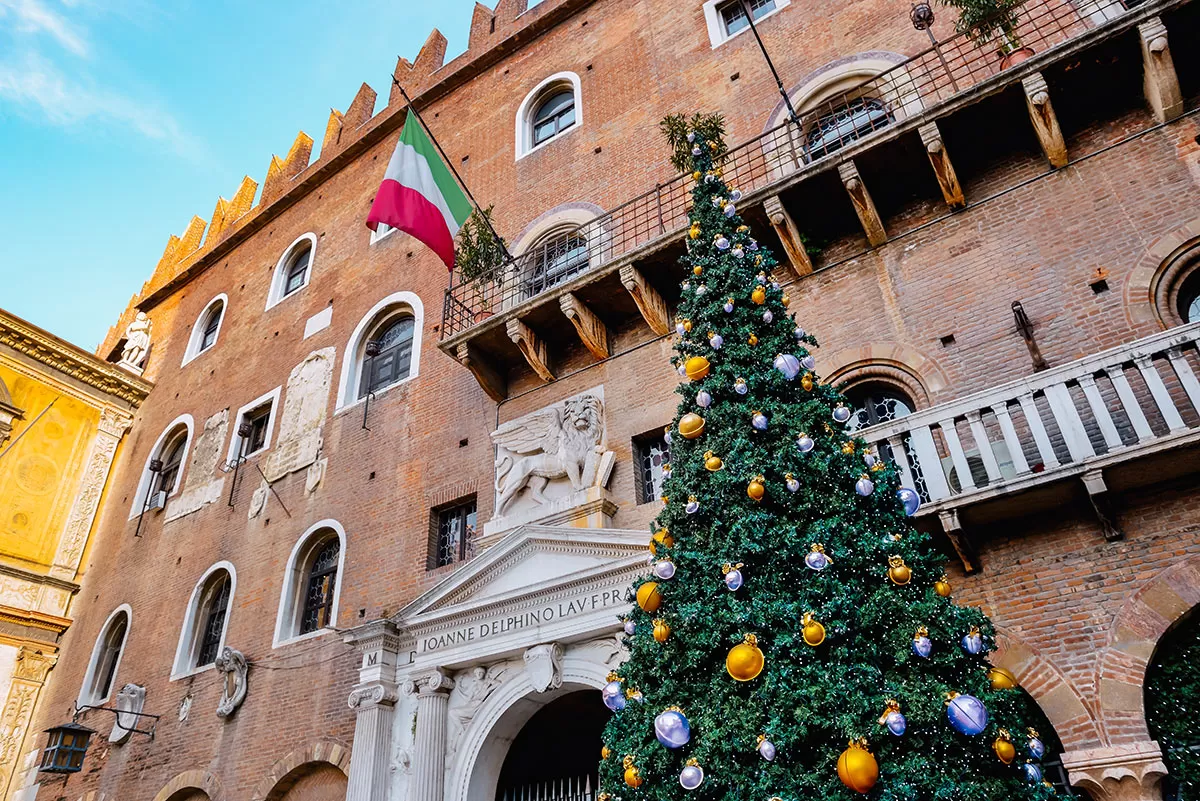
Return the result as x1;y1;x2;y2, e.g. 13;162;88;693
390;75;513;261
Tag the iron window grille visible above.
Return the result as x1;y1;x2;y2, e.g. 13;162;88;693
525;232;590;298
634;432;671;505
196;574;231;667
300;539;341;635
283;247;311;296
359;316;415;398
806;97;893;162
199;303;223;351
532;90;577;146
719;0;777;36
432;499;477;569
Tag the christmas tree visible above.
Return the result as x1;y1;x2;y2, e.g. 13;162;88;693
598;120;1057;801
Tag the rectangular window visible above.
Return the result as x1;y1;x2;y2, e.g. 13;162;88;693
370;223;399;244
229;388;281;463
719;0;776;36
633;430;671;505
430;497;477;570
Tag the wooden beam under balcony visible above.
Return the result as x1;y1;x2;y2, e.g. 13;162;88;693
938;509;981;574
1022;73;1068;169
455;343;506;402
619;265;671;336
764;195;813;277
1138;17;1183;123
506;319;554;382
559;293;610;360
919;122;965;211
838;160;887;247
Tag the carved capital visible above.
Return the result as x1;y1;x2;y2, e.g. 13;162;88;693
1060;742;1167;801
1138;17;1169;53
13;646;56;683
415;668;456;697
348;682;400;710
98;408;134;439
1022;73;1051;107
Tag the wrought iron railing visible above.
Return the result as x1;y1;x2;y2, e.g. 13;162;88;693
499;775;597;801
442;0;1157;339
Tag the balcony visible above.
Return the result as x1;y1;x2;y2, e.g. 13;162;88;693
438;0;1189;399
859;323;1200;572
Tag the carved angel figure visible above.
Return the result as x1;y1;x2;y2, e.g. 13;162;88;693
119;312;152;369
492;394;605;515
215;646;248;718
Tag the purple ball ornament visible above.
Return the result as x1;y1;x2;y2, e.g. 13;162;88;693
679;761;705;791
832;404;853;424
676;364;687;377
961;626;984;655
913;627;933;658
687;131;696;143
732;247;745;259
734;378;749;395
897;487;921;517
757;735;777;761
945;692;989;736
763;310;773;323
794;326;807;341
752;411;769;431
797;433;815;453
696;389;712;409
602;675;626;711
723;562;744;591
654;708;692;749
1022;762;1044;784
653;560;677;580
774;353;801;380
800;354;817;372
855;475;875;497
663;428;672;445
695;284;707;296
724;298;735;313
692;145;702;156
1028;730;1046;760
623;619;636;636
786;473;799;493
879;701;907;736
675;320;687;336
709;333;724;349
724;204;737;218
748;239;759;251
715;235;730;251
686;496;700;515
805;544;832;571
730;189;743;202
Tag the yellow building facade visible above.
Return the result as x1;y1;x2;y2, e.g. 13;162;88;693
0;309;149;798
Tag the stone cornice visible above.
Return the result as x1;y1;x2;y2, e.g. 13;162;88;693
0;603;72;636
0;309;152;407
0;562;79;596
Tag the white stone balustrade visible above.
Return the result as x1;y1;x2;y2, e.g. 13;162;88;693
858;323;1200;511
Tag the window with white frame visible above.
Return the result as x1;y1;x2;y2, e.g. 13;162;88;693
227;387;281;463
274;521;346;645
336;291;425;409
267;234;317;308
129;416;193;517
78;606;130;705
173;564;235;677
703;0;789;47
516;73;582;158
370;223;399;245
182;294;227;365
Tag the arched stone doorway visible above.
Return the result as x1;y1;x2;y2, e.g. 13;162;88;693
1145;604;1200;801
496;690;607;801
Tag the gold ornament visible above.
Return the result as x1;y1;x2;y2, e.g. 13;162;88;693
685;356;710;381
837;739;879;794
653;619;671;642
802;612;826;646
988;666;1019;690
993;729;1016;764
747;475;765;502
934;575;952;597
748;333;758;346
636;582;662;613
801;373;814;391
623;756;644;788
726;633;765;681
704;451;724;472
692;171;702;181
751;285;767;304
689;223;701;240
649;528;674;555
679;413;706;440
781;293;791;308
693;264;703;276
842;441;856;455
887;555;912;586
601;745;611;760
870;461;886;472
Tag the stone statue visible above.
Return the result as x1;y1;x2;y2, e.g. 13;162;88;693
492;394;607;514
215;646;248;718
118;312;152;372
445;664;502;762
523;643;564;693
109;683;146;744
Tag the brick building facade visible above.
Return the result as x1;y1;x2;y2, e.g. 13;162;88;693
13;0;1200;799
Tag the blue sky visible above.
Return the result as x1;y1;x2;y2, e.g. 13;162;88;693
0;0;489;351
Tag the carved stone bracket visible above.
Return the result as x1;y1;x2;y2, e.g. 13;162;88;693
1022;72;1068;169
506;319;554;383
214;646;248;718
939;509;980;574
455;342;506;403
918;123;965;210
1082;469;1123;542
1138;17;1182;123
838;160;887;247
619;265;670;336
1060;741;1168;801
763;195;813;277
559;294;610;360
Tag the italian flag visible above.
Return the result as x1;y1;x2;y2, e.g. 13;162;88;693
367;112;473;270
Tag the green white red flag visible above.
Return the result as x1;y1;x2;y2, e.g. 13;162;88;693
366;112;473;270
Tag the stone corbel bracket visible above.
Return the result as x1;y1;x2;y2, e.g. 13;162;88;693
506;319;554;383
764;195;814;277
1022;72;1068;169
559;294;610;361
1138;17;1182;123
838;160;887;247
619;265;670;336
919;122;965;210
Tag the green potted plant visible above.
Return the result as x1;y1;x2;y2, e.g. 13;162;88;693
938;0;1035;70
660;112;728;174
454;206;508;322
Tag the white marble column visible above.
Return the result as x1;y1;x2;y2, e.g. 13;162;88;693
410;669;456;801
344;621;402;801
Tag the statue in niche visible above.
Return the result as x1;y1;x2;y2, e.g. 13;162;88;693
492;394;608;514
118;312;152;371
215;647;248;718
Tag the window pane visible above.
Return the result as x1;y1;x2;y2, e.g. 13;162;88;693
197;575;230;667
200;304;222;351
158;432;187;495
720;0;775;35
284;250;309;295
301;539;340;635
534;91;574;124
436;500;477;568
533;119;558;145
806;98;892;161
360;316;415;397
635;436;671;504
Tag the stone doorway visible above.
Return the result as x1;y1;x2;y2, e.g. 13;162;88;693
495;690;608;801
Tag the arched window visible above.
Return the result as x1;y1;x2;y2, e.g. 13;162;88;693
516;73;582;158
129;416;194;517
267;234;317;309
1176;268;1200;324
183;294;228;365
79;606;131;705
337;292;425;409
844;382;932;501
274;521;346;645
806;96;893;161
524;227;591;297
173;564;235;677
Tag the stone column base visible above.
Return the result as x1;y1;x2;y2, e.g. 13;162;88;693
1060;741;1168;801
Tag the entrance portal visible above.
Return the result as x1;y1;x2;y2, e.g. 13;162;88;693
496;690;608;801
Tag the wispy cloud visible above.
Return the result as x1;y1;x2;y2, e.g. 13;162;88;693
0;0;87;56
